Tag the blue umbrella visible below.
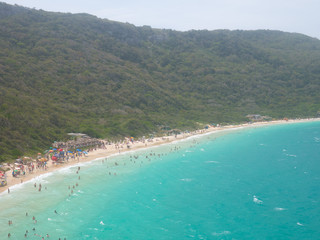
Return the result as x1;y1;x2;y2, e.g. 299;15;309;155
83;151;88;154
67;151;73;153
76;149;82;152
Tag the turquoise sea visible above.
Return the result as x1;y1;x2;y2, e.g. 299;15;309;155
1;121;320;239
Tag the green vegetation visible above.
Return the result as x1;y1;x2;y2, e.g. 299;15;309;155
1;2;320;162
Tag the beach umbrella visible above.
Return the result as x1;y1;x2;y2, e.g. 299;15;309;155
83;151;88;154
76;149;82;152
53;148;57;151
49;150;53;153
67;151;73;153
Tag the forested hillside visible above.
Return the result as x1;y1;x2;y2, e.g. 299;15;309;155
1;2;320;162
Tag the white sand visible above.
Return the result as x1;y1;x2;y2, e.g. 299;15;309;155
1;118;319;194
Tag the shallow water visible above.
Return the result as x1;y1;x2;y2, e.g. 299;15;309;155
1;121;320;239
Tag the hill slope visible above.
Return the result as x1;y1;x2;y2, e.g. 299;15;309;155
1;2;320;161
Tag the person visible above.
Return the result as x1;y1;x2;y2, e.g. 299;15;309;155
8;188;10;194
8;233;11;238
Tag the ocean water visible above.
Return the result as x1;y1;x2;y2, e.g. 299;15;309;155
1;121;320;239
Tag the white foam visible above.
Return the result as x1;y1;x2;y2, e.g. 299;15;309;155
100;221;105;225
212;231;231;236
285;153;297;157
160;227;168;232
253;195;263;204
297;222;304;226
274;207;287;211
6;171;54;192
205;160;219;163
180;178;193;182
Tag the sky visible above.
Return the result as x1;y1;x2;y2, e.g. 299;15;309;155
2;0;320;39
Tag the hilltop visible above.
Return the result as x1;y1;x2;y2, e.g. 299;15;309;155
1;2;320;161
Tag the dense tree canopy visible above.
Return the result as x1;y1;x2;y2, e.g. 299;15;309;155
1;2;320;162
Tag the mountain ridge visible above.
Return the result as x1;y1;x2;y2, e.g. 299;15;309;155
1;2;320;162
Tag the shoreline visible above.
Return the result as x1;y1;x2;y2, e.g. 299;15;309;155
1;118;319;194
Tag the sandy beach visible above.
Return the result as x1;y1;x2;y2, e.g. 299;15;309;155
1;118;319;194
